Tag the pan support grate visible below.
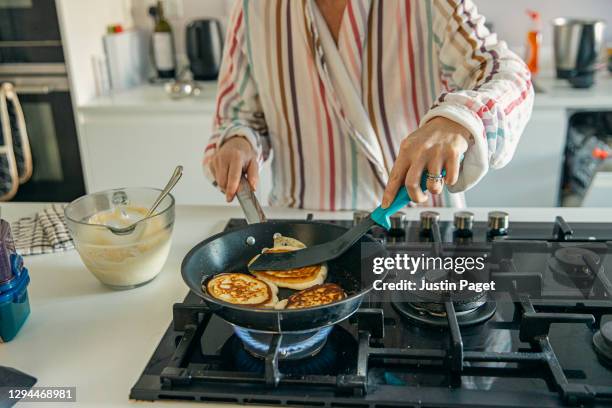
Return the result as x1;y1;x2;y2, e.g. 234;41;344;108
154;295;612;406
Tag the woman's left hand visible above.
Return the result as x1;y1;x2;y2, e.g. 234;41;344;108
382;117;473;207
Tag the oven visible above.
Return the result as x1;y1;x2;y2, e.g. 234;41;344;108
0;0;85;201
0;0;64;64
0;68;85;201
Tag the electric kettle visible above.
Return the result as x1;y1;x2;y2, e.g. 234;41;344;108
186;19;224;81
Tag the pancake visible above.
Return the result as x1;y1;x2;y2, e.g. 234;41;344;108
249;246;327;290
273;234;306;249
283;283;347;309
205;273;278;308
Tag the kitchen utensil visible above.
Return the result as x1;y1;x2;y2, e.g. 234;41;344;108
186;19;224;81
553;18;606;88
249;173;431;272
181;179;387;333
107;165;182;235
235;177;267;224
65;187;175;289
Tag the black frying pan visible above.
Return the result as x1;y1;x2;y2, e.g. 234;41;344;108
181;179;386;333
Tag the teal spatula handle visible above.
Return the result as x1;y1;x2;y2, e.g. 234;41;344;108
370;170;446;230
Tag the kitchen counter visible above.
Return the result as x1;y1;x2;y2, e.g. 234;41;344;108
535;72;612;110
77;82;218;114
77;72;612;115
2;203;612;407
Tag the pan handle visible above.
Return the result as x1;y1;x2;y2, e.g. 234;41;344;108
236;176;267;224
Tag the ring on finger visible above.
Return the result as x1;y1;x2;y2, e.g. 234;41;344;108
426;172;445;183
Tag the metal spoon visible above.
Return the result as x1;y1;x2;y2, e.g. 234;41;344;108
108;165;183;235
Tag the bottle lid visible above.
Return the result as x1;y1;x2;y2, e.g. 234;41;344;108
0;269;29;304
526;10;540;22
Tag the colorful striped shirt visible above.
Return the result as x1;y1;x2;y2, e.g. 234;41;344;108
203;0;534;210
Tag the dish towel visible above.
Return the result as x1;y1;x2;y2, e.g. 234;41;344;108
11;204;74;256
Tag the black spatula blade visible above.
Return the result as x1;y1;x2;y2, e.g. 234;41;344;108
249;217;376;271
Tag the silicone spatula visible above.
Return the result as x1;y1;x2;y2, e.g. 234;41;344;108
249;172;436;271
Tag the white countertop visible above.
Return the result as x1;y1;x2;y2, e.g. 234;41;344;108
78;82;218;114
77;72;612;115
2;204;612;408
534;72;612;110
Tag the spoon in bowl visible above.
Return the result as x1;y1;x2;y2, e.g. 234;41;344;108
108;165;183;235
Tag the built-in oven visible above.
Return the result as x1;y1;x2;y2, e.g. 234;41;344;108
0;0;64;64
0;67;85;201
0;0;85;201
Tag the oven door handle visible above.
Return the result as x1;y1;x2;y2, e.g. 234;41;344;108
14;85;55;95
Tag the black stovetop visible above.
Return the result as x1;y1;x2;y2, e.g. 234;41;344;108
130;216;612;408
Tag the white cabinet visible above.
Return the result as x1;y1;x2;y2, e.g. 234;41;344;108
77;106;272;206
465;108;567;207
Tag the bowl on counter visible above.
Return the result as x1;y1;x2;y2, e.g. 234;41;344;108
65;188;175;290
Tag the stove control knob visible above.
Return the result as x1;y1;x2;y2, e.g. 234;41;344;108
353;210;370;226
488;211;509;239
389;213;406;230
488;211;509;231
454;211;474;231
420;211;440;231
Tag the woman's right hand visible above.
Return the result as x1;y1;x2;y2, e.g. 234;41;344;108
210;136;259;202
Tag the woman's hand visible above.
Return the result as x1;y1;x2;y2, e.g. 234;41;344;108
210;136;259;202
382;117;473;207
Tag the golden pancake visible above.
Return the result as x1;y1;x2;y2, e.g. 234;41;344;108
205;273;278;308
249;246;327;290
284;283;347;309
273;234;306;249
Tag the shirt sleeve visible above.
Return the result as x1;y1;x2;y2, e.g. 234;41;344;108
422;0;534;193
203;1;270;182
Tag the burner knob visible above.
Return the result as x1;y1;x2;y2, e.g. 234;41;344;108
353;210;369;226
389;213;406;230
454;211;474;231
420;211;440;231
488;211;509;239
488;211;509;230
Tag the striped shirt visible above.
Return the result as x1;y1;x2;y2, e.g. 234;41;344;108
204;0;534;210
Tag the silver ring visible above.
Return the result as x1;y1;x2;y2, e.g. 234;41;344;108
426;172;445;182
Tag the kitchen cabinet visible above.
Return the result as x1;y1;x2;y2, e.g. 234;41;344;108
77;85;272;206
78;74;612;208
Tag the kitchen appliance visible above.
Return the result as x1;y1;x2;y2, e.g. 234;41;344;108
132;212;612;407
182;178;387;333
186;19;223;81
0;0;85;201
553;18;606;88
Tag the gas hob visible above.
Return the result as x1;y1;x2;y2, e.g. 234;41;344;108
131;213;612;407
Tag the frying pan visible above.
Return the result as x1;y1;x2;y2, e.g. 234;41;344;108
181;179;387;333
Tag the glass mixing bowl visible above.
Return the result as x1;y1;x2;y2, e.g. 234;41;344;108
65;188;175;289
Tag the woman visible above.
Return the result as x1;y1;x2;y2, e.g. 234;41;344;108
204;0;533;210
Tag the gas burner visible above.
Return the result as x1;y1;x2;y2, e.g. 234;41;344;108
221;326;357;375
548;247;602;287
232;326;333;360
593;321;612;369
393;300;496;328
397;268;491;316
391;267;495;327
